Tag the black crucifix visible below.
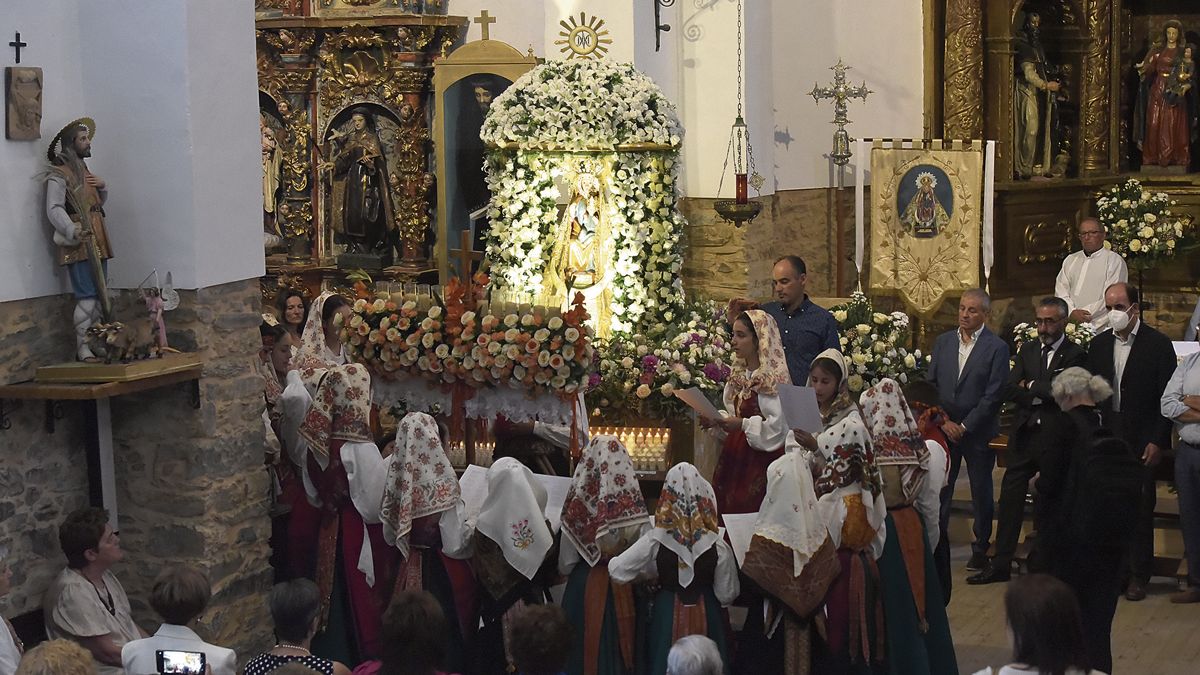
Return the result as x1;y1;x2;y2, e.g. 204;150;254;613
9;32;28;64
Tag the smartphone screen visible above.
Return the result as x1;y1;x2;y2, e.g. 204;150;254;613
155;649;206;674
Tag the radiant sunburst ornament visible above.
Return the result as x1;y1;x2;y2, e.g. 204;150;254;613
556;12;611;59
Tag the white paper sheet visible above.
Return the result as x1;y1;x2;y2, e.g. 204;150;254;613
458;464;573;532
722;513;758;567
674;387;722;420
776;384;824;434
1174;341;1200;359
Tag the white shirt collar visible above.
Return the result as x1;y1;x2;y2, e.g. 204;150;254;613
154;624;203;641
1115;317;1140;345
959;325;984;344
1045;333;1066;352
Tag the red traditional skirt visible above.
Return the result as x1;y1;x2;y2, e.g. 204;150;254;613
711;393;784;515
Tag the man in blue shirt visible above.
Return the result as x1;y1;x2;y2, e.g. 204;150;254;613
761;255;841;385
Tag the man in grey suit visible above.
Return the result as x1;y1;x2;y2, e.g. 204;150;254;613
928;288;1011;572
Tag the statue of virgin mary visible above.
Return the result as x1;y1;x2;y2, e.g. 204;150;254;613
545;170;614;337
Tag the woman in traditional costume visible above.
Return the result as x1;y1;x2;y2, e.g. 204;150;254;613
278;291;356;581
737;451;841;675
609;462;738;675
379;412;476;674
559;435;650;675
472;457;559;675
858;379;956;675
705;309;794;515
299;363;394;666
795;350;887;672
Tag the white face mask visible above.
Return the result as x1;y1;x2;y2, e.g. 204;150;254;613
1108;307;1131;332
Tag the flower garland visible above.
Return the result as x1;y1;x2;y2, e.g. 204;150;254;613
342;287;595;399
1095;178;1193;270
829;292;928;393
481;60;682;149
481;59;687;335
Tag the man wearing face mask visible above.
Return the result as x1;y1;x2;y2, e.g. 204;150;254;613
1085;282;1177;601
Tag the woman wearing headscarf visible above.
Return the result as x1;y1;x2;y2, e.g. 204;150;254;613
301;363;394;667
795;350;887;672
737;451;841;675
279;291;355;580
559;435;650;675
609;463;739;675
472;457;559;675
380;412;476;674
858;379;956;675
704;309;795;515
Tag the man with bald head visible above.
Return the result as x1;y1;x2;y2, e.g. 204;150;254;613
1085;282;1176;601
1055;218;1128;329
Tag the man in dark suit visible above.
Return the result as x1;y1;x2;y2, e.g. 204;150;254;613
1085;282;1177;601
969;296;1086;584
929;288;1012;572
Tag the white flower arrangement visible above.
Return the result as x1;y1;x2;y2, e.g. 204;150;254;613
828;292;928;393
481;60;687;334
1095;178;1193;270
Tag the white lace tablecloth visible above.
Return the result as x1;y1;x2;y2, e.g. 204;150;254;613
370;374;572;424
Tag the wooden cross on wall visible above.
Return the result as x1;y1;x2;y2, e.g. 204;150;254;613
9;32;27;63
474;10;497;41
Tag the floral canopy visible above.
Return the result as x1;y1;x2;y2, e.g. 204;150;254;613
480;59;688;335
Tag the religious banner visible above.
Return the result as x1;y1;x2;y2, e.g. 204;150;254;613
869;141;984;316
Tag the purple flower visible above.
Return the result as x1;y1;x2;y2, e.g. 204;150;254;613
641;355;660;369
684;332;702;346
703;362;730;382
587;371;602;390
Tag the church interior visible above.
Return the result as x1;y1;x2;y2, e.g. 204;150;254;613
2;0;1200;673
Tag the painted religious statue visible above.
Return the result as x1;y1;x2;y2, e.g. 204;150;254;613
322;106;395;256
261;112;284;251
1013;12;1064;179
42;118;114;361
1135;20;1198;170
546;170;614;338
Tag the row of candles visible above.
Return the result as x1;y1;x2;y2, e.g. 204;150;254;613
446;440;496;468
593;426;672;473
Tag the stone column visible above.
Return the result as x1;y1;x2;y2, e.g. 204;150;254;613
943;0;983;139
1080;0;1112;174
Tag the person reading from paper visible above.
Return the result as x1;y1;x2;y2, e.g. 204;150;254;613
701;309;798;515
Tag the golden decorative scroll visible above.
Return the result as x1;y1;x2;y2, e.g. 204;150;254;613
943;0;983;139
869;143;983;317
1079;0;1111;173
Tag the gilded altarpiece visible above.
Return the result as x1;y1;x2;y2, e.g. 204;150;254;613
255;6;466;301
931;0;1200;301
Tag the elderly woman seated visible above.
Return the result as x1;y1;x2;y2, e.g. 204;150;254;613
243;579;350;675
42;507;146;674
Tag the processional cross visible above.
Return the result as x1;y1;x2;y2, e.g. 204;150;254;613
809;59;872;166
474;10;497;41
9;32;27;63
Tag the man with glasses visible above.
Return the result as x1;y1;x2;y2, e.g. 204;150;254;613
1055;218;1128;330
968;296;1086;584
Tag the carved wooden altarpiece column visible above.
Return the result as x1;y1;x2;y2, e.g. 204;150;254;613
256;1;466;302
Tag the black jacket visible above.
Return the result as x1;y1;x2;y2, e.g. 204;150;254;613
1006;336;1088;434
1084;322;1176;451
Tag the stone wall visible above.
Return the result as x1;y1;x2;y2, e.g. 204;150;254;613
0;279;272;656
0;294;91;620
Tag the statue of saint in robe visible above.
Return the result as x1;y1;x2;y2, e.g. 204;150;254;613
323;107;396;254
546;171;613;337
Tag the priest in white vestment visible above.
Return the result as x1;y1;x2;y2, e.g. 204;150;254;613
1054;218;1128;329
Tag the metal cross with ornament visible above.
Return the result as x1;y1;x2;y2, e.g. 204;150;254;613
809;60;872;166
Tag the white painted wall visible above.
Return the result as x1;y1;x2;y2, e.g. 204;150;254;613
0;0;263;302
451;0;547;55
0;0;85;302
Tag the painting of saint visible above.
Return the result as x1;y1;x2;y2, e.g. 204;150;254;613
897;166;953;239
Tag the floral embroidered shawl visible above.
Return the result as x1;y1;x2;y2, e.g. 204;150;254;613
476;457;554;581
380;412;461;558
753;452;828;577
292;291;346;389
727;309;790;409
560;435;649;567
650;462;720;588
858;378;928;505
298;363;372;468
